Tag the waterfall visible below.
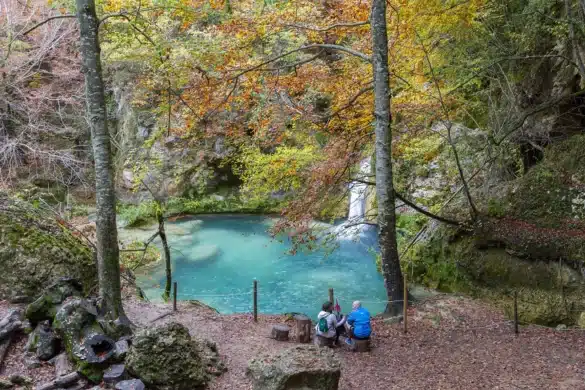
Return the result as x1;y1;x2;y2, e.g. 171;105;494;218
335;157;372;239
347;158;371;223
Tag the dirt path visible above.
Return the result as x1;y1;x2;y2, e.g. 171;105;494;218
123;296;585;390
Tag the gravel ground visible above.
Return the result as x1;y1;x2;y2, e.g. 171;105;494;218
2;296;585;389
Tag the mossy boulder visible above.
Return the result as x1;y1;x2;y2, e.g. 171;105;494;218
0;194;96;302
53;298;116;383
409;223;585;325
246;345;341;390
126;322;225;390
25;278;83;324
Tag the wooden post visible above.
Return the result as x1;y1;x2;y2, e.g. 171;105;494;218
328;288;334;304
253;279;258;322
514;291;518;335
403;274;408;334
173;282;177;311
294;314;312;344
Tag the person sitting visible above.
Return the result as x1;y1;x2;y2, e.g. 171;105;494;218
346;301;371;343
315;301;346;346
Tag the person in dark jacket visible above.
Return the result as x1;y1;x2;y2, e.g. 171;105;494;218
346;301;371;342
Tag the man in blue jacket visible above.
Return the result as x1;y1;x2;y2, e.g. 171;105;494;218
346;301;371;341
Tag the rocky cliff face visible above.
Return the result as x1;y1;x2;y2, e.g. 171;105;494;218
107;62;241;203
0;194;96;302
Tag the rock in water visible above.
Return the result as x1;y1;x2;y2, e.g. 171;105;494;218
115;379;146;390
0;195;96;302
126;322;225;390
53;299;116;383
246;345;341;390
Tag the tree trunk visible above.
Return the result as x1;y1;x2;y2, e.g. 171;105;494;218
157;208;172;300
371;0;404;316
76;0;125;320
294;314;312;343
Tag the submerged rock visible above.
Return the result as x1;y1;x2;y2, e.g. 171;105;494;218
246;345;341;390
0;195;96;302
187;245;220;264
126;322;225;390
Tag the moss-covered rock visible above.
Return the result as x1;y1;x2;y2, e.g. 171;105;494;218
53;298;116;383
25;278;83;324
246;345;341;390
408;223;585;325
126;322;225;390
0;194;96;302
408;135;585;326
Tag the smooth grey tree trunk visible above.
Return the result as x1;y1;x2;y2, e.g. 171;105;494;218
76;0;125;320
371;0;404;315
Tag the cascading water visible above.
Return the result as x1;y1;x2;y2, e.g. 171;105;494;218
347;158;371;223
336;157;373;239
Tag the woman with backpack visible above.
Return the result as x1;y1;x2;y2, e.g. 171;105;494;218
315;301;346;346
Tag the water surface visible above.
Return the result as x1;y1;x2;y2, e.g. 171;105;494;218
124;215;387;318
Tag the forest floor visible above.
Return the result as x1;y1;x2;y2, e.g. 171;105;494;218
2;294;585;389
124;294;585;390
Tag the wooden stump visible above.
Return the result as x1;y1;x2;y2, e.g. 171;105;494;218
353;339;371;353
271;325;290;341
294;315;312;344
314;335;334;347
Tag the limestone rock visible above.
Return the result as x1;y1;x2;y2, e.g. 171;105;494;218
54;353;73;378
126;322;225;390
246;345;341;390
53;299;116;383
25;278;83;324
103;364;128;384
0;378;12;389
114;339;130;360
0;195;96;301
115;379;146;390
578;312;585;329
36;321;58;360
8;375;32;386
23;353;41;369
383;315;403;325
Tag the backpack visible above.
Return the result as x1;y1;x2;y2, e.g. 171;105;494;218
318;316;329;333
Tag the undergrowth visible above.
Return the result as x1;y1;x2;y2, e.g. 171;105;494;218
118;195;282;227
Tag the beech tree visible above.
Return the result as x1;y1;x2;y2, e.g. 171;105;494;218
76;0;126;322
371;0;403;315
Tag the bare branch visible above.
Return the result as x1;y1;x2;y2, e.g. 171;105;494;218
394;191;462;226
284;20;369;32
416;30;479;219
21;15;76;36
